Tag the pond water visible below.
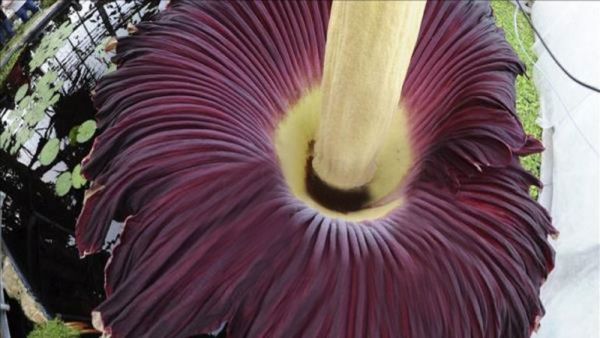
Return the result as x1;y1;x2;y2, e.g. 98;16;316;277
0;0;161;334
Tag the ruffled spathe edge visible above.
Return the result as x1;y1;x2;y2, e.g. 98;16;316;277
76;1;555;337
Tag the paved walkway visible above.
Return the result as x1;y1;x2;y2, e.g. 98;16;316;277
533;2;600;338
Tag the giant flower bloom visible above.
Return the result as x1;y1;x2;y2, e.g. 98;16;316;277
77;1;556;337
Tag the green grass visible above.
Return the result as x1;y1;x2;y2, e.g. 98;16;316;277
491;0;541;198
0;51;22;88
41;0;59;9
28;319;79;338
0;11;44;87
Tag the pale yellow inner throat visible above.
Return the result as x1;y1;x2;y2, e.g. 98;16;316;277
274;1;424;221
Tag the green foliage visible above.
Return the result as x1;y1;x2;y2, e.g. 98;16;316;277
492;0;541;198
39;138;60;165
30;22;74;69
0;67;64;155
0;19;99;196
28;319;79;338
55;171;72;196
76;120;97;143
0;51;22;88
15;84;29;102
68;125;79;144
41;0;59;9
0;10;43;86
71;164;87;189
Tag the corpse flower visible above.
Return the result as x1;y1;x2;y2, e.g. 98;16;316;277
76;0;556;337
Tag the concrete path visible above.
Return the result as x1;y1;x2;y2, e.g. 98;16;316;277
532;2;600;338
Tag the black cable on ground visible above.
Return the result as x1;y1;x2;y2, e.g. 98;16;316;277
515;0;600;93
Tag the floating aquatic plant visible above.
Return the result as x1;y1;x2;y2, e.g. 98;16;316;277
29;21;74;70
0;17;98;196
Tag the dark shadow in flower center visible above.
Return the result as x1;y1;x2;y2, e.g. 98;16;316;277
305;152;370;213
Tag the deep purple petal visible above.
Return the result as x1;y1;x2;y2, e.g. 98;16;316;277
77;1;555;337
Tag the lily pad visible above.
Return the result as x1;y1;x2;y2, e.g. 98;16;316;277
15;129;32;146
107;63;117;73
38;88;56;104
76;120;97;143
39;138;60;166
49;40;63;53
9;142;20;155
7;118;21;133
18;95;33;112
0;131;10;150
54;79;65;90
58;20;71;31
71;164;87;189
4;109;18;122
29;53;45;69
56;21;73;38
55;172;72;197
38;71;58;89
47;94;60;106
15;84;28;102
68;126;79;144
26;107;46;126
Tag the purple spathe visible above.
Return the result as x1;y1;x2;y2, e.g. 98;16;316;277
76;1;556;337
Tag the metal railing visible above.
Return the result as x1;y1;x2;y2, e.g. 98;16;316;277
49;0;154;92
0;2;160;333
